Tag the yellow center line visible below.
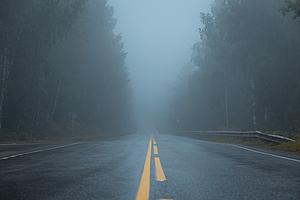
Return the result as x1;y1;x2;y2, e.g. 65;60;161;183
154;157;167;182
153;145;159;155
136;138;153;200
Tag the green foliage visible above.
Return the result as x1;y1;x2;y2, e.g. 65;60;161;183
168;0;300;132
0;0;133;138
284;0;300;18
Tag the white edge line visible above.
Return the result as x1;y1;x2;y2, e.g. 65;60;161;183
0;142;83;161
231;144;300;163
0;143;41;146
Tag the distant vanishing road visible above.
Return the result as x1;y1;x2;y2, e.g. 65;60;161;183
0;134;299;200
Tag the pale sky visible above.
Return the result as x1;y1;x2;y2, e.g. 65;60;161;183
108;0;212;116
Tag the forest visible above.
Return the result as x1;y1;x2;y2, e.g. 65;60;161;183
1;0;300;140
167;0;300;135
0;0;133;140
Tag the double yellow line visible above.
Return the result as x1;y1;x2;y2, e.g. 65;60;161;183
136;137;167;200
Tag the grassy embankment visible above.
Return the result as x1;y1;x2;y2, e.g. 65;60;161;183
0;129;132;144
172;131;300;155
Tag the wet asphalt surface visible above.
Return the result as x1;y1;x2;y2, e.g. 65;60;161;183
0;134;299;200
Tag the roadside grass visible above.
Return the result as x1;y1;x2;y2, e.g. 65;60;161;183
264;131;300;153
275;139;300;153
172;132;300;155
0;129;133;144
0;120;135;144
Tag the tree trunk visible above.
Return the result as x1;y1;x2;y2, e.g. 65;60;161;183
0;48;10;129
48;77;62;121
225;86;229;129
250;77;257;129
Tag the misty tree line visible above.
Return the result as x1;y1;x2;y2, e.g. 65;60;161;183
285;0;300;17
168;0;300;133
0;0;133;139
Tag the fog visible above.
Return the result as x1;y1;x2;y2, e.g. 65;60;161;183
109;0;212;118
2;1;300;198
1;0;300;139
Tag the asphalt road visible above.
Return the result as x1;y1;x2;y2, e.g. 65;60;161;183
0;134;299;200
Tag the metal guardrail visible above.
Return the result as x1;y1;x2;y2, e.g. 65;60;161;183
175;130;295;143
